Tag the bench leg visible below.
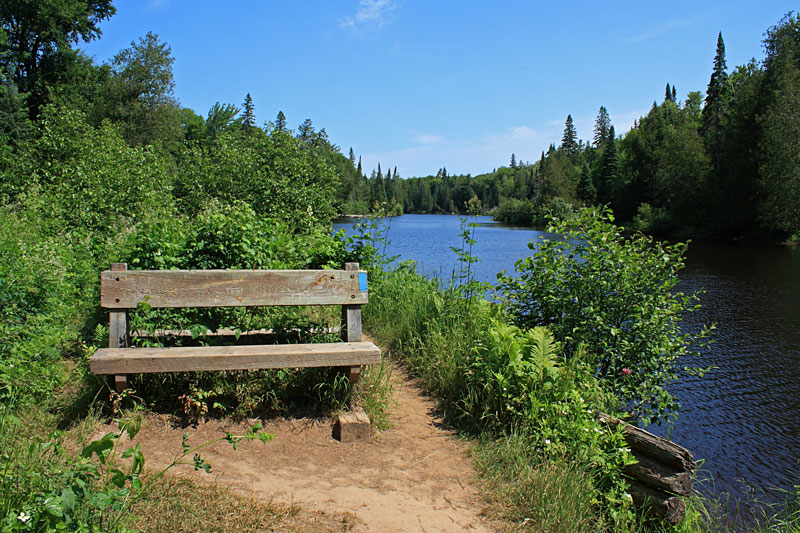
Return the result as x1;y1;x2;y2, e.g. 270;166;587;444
110;374;129;393
347;366;361;384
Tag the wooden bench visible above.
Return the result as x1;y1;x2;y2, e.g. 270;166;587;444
90;262;381;392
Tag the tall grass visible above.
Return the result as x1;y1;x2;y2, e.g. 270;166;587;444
364;265;636;530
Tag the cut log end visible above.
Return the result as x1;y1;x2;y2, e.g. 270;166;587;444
333;408;370;442
628;480;687;525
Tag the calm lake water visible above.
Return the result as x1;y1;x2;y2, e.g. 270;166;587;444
335;214;800;504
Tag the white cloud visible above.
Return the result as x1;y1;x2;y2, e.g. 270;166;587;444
624;11;716;44
412;134;444;144
361;125;555;178
340;0;398;31
146;0;171;11
387;40;403;55
359;110;647;178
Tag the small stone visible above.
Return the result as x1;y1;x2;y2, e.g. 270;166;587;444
334;408;370;442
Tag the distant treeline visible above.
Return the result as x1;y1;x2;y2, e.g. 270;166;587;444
341;13;800;240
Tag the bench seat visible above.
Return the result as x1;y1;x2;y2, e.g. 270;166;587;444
91;341;381;374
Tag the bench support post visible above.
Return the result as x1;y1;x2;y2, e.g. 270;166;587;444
342;262;363;383
108;263;129;393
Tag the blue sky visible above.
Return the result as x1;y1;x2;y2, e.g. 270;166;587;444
82;1;797;178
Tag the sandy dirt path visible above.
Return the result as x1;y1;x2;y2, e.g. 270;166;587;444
124;366;497;532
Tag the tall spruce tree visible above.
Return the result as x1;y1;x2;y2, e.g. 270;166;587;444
561;114;578;156
594;106;611;148
703;32;729;175
597;126;618;205
242;93;255;135
510;153;516;168
577;162;597;204
275;110;287;132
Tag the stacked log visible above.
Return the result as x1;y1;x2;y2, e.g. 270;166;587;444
598;413;696;525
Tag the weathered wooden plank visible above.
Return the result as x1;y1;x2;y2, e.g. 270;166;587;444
598;413;696;472
90;342;381;374
628;479;687;525
341;263;364;384
108;263;129;391
624;454;693;496
100;269;369;309
341;263;363;342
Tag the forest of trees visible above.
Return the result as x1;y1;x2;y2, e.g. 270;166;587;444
340;14;800;241
0;3;358;235
2;5;798;243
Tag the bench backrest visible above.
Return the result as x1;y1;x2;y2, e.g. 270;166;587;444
101;265;368;309
102;262;367;350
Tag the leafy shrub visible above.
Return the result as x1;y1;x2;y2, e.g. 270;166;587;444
365;266;636;526
492;197;536;226
0;205;81;404
632;202;676;236
498;207;713;424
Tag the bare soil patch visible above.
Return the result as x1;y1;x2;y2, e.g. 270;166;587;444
119;366;496;532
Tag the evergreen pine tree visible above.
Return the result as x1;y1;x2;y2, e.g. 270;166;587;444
702;32;729;175
561;114;578;156
276;110;287;132
577;162;597;204
510;153;517;168
242;93;255;135
672;85;677;103
597;126;618;205
349;147;356;166
593;106;611;148
665;83;672;102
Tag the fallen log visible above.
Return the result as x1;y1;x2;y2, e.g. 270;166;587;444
628;479;687;525
624;454;693;496
598;413;695;472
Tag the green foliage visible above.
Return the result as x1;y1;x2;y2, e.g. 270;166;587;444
102;32;182;148
4;106;172;229
577;163;597;204
631;202;675;235
0;0;115;116
498;207;713;425
561;114;578;157
493;197;536;225
474;434;631;531
757;14;800;236
175;127;338;230
365;266;637;527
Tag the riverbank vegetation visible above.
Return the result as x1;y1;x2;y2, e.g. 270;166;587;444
2;2;799;532
340;14;800;243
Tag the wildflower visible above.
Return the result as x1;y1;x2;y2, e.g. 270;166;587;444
624;492;633;501
620;368;632;376
545;439;551;445
18;511;31;523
